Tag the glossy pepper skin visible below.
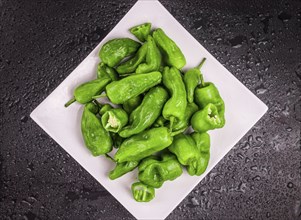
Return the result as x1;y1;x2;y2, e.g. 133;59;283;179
194;82;225;125
115;127;173;163
169;132;210;176
130;23;151;42
138;153;182;188
119;86;168;138
153;28;186;69
81;102;112;156
131;182;155;202
109;161;139;180
97;62;118;81
171;102;198;136
99;38;141;67
136;35;161;74
116;43;148;75
106;71;162;104
65;77;111;107
162;66;187;126
191;103;224;133
101;108;128;133
184;58;206;103
122;95;142;114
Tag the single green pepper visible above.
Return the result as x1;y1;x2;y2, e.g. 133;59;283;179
162;66;187;127
109;161;139;180
122;95;142;114
101;108;128;133
65;77;111;107
99;103;113;116
130;23;152;42
184;58;206;103
106;71;162;104
115;127;173;163
99;38;141;67
191;103;224;133
116;43;148;75
81;102;112;156
131;182;155;202
171;102;198;135
153;28;186;69
136;35;161;74
138;153;183;188
169;132;210;176
97;62;118;81
111;133;124;149
119;86;168;138
194;82;225;125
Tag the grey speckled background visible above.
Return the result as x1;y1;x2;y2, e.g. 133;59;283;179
0;0;300;219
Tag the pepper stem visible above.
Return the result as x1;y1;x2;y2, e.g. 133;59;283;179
197;58;206;69
92;94;107;99
169;116;175;132
105;153;115;162
64;97;76;108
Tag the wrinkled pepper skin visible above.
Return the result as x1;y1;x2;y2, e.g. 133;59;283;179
122;95;142;114
119;86;168;138
171;102;198;134
65;77;111;107
194;82;225;125
116;43;148;75
109;161;139;180
169;132;210;176
191;103;224;133
115;127;173;163
130;23;151;42
101;108;128;133
183;58;206;103
153;28;186;69
138;153;182;188
106;71;162;104
136;35;161;74
97;62;118;81
99;103;113;116
162;66;187;125
99;38;141;67
81;102;112;156
131;182;155;202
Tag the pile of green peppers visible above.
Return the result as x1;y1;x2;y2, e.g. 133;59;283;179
65;22;226;203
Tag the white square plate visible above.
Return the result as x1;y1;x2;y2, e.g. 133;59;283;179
30;1;268;219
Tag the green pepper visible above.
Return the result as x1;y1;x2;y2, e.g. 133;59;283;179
116;43;148;75
136;35;161;74
106;71;162;104
171;102;198;135
191;103;224;133
99;38;141;67
101;108;128;133
119;86;168;138
81;102;112;156
131;182;155;202
152;116;167;128
162;66;187;127
122;95;142;114
130;23;151;42
97;62;118;81
153;28;186;69
169;132;210;176
194;82;225;125
109;161;139;180
184;58;206;103
99;103;113;116
138;153;182;188
65;77;111;107
115;127;173;163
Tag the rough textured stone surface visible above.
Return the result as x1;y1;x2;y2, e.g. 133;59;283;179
0;0;300;219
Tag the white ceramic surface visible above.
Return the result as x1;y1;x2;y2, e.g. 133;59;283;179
30;1;268;219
